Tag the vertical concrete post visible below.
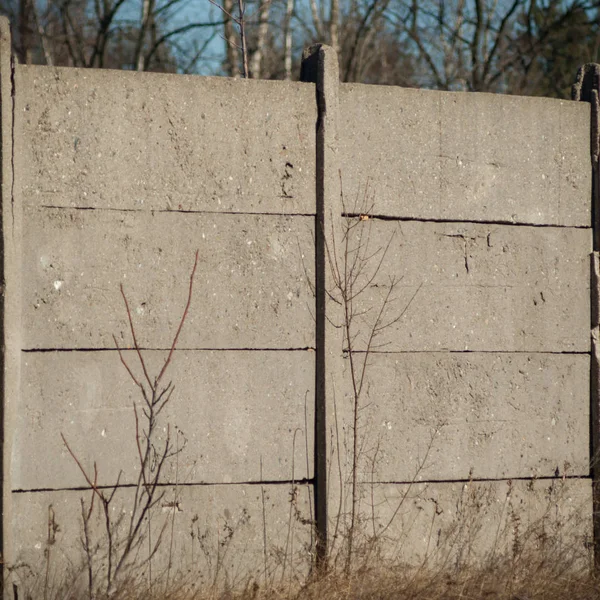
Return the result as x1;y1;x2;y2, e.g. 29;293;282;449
573;63;600;570
301;44;342;568
592;253;600;566
0;16;20;596
573;64;600;248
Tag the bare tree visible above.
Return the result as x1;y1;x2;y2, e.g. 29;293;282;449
2;0;597;91
1;0;222;72
249;0;270;77
386;0;599;94
135;0;154;70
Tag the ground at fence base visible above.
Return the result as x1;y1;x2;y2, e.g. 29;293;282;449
9;546;600;600
8;477;594;600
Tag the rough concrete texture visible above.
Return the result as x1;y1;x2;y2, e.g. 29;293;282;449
6;50;597;583
345;220;590;352
0;16;22;571
333;353;589;482
22;208;315;349
15;350;314;490
338;477;592;568
339;84;590;226
16;66;316;214
11;483;313;595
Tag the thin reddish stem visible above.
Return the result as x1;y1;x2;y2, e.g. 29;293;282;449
120;283;154;390
113;334;143;390
61;433;105;502
156;250;199;385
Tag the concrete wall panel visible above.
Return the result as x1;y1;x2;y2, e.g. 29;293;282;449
352;478;591;567
5;51;595;584
12;483;313;593
16;66;316;214
339;84;590;226
347;220;590;351
15;350;314;490
22;208;315;349
335;353;588;482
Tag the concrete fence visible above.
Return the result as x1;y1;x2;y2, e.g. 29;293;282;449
0;15;597;594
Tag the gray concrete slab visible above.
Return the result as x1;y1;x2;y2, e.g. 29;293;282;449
15;350;314;490
22;208;315;349
339;84;590;226
11;483;313;595
343;220;590;352
16;66;316;214
6;51;597;584
332;353;589;482
330;478;591;569
0;16;22;572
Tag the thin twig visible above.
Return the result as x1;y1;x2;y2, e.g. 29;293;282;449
120;283;154;391
156;249;199;385
114;335;144;391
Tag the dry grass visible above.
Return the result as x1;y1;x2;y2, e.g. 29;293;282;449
94;554;600;600
26;519;596;600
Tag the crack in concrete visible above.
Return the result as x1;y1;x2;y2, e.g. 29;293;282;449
37;205;315;217
343;212;590;230
350;349;589;355
362;474;588;486
22;346;317;353
440;233;475;274
280;161;294;198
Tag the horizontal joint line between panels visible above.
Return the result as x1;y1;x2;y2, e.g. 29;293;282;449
22;347;317;353
367;475;590;486
342;213;591;229
350;349;590;356
36;205;316;218
13;478;314;494
21;349;589;356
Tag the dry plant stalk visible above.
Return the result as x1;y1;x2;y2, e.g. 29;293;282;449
61;250;199;597
324;174;422;573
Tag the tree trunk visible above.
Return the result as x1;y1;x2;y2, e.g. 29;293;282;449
224;0;240;77
135;0;152;70
329;0;339;54
283;0;294;80
19;0;34;64
250;0;270;78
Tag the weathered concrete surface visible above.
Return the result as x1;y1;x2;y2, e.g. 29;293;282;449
15;350;314;490
332;353;588;482
342;477;592;568
0;14;22;574
6;54;596;584
22;208;315;349
16;66;316;214
11;483;313;594
339;84;590;226
346;220;590;352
